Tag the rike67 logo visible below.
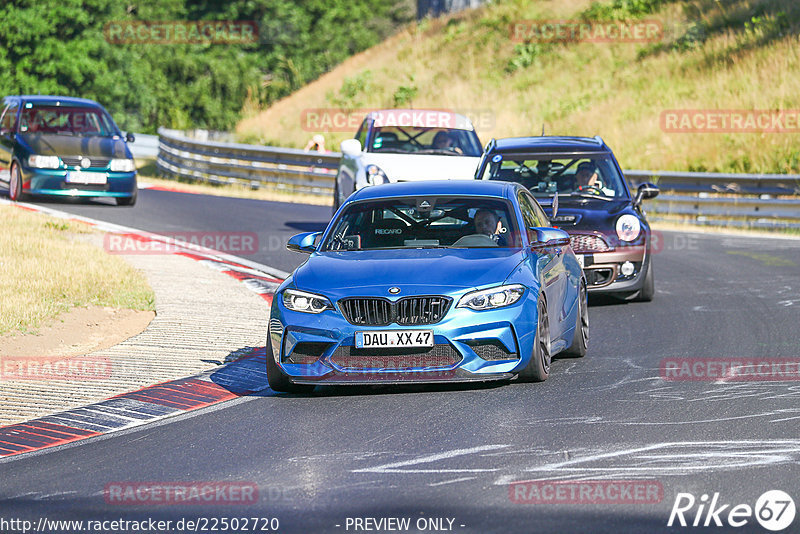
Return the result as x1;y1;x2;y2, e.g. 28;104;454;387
668;490;795;531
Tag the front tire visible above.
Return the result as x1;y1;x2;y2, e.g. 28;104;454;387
562;281;588;357
518;297;551;382
633;262;655;302
117;189;137;206
265;334;315;393
9;163;26;201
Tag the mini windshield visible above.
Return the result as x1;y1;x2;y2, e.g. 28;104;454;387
367;126;482;157
482;155;627;199
321;196;522;251
18;104;121;137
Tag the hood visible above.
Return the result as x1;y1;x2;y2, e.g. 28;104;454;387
362;152;480;181
539;198;633;230
19;134;131;159
293;248;526;299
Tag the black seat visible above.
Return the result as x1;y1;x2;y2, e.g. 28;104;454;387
368;218;408;248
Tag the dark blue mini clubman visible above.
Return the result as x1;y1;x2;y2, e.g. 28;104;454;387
476;136;659;301
267;180;588;393
0;95;138;205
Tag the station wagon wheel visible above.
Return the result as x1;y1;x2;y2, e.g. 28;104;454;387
9;163;26;201
518;296;551;382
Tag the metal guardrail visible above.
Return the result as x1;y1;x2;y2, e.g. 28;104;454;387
157;128;800;228
130;133;159;159
626;170;800;228
156;128;339;195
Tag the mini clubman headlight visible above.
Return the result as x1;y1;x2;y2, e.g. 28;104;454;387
616;214;641;242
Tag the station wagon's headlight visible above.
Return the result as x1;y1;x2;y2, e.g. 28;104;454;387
28;155;61;169
458;284;525;311
110;158;136;172
365;164;389;185
282;289;332;314
616;214;641;242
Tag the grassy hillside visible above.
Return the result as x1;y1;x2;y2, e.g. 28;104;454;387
237;0;800;174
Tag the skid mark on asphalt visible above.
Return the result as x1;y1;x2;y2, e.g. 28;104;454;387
352;444;510;474
349;441;800;487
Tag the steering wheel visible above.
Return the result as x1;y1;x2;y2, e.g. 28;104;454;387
577;184;605;195
452;234;499;247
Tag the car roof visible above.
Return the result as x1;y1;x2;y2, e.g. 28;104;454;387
5;95;104;108
490;135;611;154
366;109;475;131
349;180;517;202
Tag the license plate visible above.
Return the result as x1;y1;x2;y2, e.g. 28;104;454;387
576;254;585;268
66;170;107;185
355;330;434;348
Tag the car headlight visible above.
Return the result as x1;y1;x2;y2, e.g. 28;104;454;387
110;158;136;172
28;155;61;169
282;289;332;314
616;214;641;242
457;284;526;311
365;164;389;185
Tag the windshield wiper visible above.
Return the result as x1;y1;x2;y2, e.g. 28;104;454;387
415;149;460;156
568;192;614;201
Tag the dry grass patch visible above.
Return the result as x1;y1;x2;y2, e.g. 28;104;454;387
0;205;155;335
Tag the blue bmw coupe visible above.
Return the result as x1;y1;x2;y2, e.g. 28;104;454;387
267;180;588;392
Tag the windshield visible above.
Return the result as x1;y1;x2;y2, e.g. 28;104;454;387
18;104;121;137
321;196;522;251
367;126;482;157
482;155;627;199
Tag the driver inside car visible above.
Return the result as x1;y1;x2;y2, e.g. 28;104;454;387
574;161;614;196
431;131;463;154
473;208;507;245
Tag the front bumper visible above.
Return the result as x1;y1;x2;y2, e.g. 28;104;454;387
268;292;539;385
20;166;137;198
577;244;649;295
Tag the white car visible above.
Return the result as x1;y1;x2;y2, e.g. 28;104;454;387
333;109;483;211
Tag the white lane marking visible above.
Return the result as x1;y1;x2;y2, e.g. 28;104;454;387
353;444;510;474
428;476;477;487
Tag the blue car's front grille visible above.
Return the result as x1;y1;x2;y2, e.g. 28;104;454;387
330;345;461;370
339;296;451;326
61;156;111;169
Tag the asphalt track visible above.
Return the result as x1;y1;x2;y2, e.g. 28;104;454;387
2;189;800;533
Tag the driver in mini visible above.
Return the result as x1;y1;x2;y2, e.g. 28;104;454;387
575;161;614;195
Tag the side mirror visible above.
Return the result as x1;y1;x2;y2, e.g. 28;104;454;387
529;227;570;248
125;132;135;143
634;182;659;206
287;231;321;254
551;194;559;219
340;138;362;157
